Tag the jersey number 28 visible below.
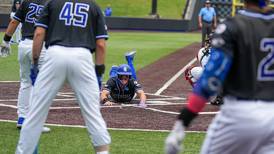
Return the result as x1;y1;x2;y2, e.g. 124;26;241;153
59;2;89;28
257;38;274;81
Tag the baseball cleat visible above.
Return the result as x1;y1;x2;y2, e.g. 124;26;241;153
109;65;119;78
17;117;25;129
125;50;136;62
42;127;51;133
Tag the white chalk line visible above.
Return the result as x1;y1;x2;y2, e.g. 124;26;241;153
0;102;217;115
0;81;20;83
0;119;206;133
0;98;77;102
155;58;197;95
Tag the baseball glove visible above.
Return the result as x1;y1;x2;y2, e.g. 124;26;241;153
0;41;11;57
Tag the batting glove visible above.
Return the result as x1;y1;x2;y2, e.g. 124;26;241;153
30;64;39;86
165;120;185;154
0;41;11;57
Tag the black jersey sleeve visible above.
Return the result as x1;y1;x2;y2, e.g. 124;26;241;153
94;4;108;40
13;0;26;22
133;80;143;93
103;78;116;92
211;19;237;57
35;0;51;29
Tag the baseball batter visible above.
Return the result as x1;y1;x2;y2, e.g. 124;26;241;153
2;0;50;132
15;0;111;153
165;0;274;154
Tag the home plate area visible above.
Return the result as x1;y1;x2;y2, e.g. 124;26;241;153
0;82;220;131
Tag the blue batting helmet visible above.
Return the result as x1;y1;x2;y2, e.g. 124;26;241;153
117;64;132;76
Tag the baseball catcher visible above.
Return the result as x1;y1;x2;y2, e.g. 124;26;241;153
101;51;147;108
184;33;223;105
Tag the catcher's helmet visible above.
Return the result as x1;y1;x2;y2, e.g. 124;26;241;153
197;47;211;68
117;64;132;76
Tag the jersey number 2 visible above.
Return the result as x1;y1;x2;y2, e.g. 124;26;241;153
257;38;274;81
59;2;89;28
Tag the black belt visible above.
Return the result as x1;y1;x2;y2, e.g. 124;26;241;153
21;36;33;40
202;20;212;24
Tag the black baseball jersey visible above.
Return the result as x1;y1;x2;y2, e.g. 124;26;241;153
36;0;108;51
212;9;274;100
13;0;45;39
11;0;22;12
103;77;143;103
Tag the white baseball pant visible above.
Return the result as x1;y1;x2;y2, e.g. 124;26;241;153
17;39;45;118
16;45;111;154
200;96;274;154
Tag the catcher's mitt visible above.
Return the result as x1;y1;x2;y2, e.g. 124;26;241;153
0;41;11;58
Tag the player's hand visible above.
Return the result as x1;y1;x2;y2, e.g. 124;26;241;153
137;101;147;108
199;23;202;29
0;41;11;57
104;101;114;106
165;120;185;154
30;64;39;86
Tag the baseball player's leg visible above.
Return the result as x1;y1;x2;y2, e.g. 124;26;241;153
201;25;207;47
125;51;137;80
200;98;274;154
109;65;118;78
16;40;33;127
16;46;67;154
67;48;110;151
206;24;212;40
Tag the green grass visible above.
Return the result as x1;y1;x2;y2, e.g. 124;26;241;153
96;0;186;19
0;31;200;81
0;121;205;154
0;31;202;153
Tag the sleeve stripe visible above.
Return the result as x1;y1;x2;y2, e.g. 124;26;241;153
13;16;21;22
96;35;109;39
35;23;48;28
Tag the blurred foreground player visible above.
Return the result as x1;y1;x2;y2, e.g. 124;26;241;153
165;0;274;154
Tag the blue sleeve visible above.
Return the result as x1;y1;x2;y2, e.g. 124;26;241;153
193;48;233;99
199;8;203;16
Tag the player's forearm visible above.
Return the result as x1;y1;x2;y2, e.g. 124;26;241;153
95;39;106;65
32;27;46;65
4;19;20;38
138;91;146;103
198;16;202;24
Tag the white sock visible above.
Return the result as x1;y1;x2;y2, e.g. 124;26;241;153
96;151;109;154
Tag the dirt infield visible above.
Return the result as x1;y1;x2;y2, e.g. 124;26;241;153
0;43;219;131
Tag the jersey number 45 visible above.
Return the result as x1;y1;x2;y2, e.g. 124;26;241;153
59;2;90;28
